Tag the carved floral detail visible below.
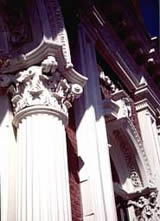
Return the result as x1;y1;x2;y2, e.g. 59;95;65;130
113;129;143;184
122;97;132;119
130;171;142;189
6;56;82;114
128;191;160;220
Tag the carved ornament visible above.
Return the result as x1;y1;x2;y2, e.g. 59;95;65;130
0;56;83;123
9;56;82;115
128;191;160;220
113;129;143;188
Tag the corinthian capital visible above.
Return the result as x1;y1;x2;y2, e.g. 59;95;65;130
127;190;160;220
8;56;83;115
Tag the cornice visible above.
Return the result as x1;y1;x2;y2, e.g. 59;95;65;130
80;7;140;92
80;6;160;106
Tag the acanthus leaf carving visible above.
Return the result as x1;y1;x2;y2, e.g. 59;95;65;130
0;56;83;116
128;191;160;220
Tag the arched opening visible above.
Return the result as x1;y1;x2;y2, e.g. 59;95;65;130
106;117;153;220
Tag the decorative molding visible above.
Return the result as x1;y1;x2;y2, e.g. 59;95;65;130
113;129;143;189
0;56;83;126
109;117;153;188
135;99;157;118
102;98;119;121
125;118;153;180
130;171;142;189
114;183;160;219
44;0;72;67
128;190;160;220
134;83;160;116
10;56;82;113
12;105;68;127
111;90;133;120
106;90;152;182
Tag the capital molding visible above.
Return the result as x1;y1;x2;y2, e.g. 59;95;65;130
135;99;157;118
0;56;83;126
127;188;160;220
134;80;160;116
12;105;68;127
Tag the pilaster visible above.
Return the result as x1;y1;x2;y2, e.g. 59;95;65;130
74;25;118;221
135;83;160;195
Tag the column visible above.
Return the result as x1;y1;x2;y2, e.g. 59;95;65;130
74;25;118;221
15;111;71;221
0;94;17;221
6;56;83;221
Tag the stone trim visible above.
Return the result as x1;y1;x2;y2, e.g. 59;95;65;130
0;56;84;127
135;99;157;118
108;117;153;188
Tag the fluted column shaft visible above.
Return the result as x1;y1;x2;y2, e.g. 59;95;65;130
5;56;84;221
15;112;71;221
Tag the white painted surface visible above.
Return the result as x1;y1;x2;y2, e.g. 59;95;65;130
136;108;160;187
0;96;17;221
74;26;117;221
15;113;72;221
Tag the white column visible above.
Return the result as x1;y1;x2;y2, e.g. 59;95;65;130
7;56;83;221
0;95;17;221
74;25;117;221
14;108;71;221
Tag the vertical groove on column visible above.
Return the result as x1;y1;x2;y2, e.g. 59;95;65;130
16;114;72;221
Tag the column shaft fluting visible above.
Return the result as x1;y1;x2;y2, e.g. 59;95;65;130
16;113;72;221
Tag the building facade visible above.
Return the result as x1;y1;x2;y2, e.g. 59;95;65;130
0;0;160;220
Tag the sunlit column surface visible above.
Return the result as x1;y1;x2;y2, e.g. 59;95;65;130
7;56;83;221
74;26;118;221
14;110;71;221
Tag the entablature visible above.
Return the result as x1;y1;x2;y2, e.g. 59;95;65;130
78;2;160;110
